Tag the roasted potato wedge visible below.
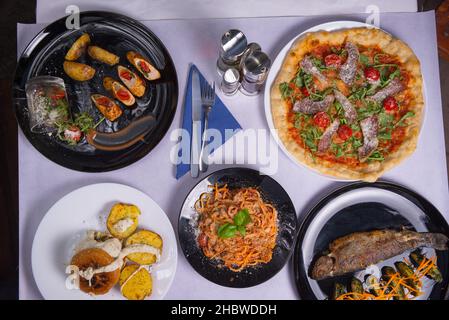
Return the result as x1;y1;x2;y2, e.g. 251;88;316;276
117;65;146;97
88;46;119;66
91;94;123;121
63;61;96;81
126;51;161;80
106;203;140;239
65;33;91;61
103;77;135;107
125;230;163;265
119;265;152;300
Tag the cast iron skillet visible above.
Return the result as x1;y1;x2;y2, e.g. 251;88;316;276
179;167;298;288
13;11;178;172
294;181;449;300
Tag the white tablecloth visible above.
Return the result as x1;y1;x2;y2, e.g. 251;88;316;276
36;0;418;22
20;5;449;301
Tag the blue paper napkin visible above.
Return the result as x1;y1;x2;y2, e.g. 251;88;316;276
175;64;242;179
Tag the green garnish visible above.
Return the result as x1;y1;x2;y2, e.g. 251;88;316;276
394;111;415;128
217;209;252;239
359;54;370;66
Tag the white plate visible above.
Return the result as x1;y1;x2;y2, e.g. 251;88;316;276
31;183;178;300
264;21;375;181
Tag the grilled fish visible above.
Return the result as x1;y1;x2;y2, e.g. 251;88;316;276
310;229;448;280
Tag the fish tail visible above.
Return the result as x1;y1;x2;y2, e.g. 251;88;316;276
424;233;449;251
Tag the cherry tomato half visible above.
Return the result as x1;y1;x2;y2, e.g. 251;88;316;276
324;54;342;67
383;96;398;111
364;67;380;82
301;87;310;97
337;124;353;141
313;112;331;129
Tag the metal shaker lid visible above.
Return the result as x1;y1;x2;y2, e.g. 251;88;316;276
219;29;248;62
241;51;271;82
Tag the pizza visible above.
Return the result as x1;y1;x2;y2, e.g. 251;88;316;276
271;27;424;182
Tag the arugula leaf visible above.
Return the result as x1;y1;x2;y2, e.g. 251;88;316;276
368;151;385;161
394;111;415;128
279;82;293;101
359;54;370;66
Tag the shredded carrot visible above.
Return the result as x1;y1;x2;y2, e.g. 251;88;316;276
336;255;439;300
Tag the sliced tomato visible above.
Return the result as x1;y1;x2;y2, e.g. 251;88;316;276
116;88;130;101
337;125;353;141
51;89;66;100
313;112;331;129
120;71;133;81
364;67;380;82
383;96;398;111
324;54;342;67
138;60;150;73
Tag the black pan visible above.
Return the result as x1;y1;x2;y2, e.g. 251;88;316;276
293;181;449;300
178;167;298;288
13;11;178;172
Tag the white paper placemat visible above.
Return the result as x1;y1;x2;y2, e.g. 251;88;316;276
17;11;448;300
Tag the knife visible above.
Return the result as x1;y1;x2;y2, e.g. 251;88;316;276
190;68;202;178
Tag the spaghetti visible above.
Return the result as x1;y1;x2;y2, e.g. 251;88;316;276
194;184;278;272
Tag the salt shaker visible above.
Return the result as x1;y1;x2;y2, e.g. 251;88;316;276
220;68;240;96
216;29;248;76
240;51;271;96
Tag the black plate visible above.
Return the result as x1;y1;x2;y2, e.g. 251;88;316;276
13;11;178;172
178;167;298;288
293;181;449;300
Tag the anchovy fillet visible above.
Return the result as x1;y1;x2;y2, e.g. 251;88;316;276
318;119;340;153
358;115;379;162
333;89;357;124
368;78;404;102
293;94;335;114
310;229;448;280
300;55;327;82
339;42;359;85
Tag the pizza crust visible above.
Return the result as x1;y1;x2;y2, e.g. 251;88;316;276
270;27;424;182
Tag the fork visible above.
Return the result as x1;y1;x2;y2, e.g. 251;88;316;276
199;81;215;172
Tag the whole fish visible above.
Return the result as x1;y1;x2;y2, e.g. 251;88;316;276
310;229;448;280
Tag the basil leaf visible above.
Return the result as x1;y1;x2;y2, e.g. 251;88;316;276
234;209;251;226
237;225;246;237
218;223;237;239
368;151;385;161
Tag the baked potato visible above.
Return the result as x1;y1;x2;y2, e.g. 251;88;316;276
125;230;163;265
63;61;96;81
126;51;161;80
91;94;123;121
88;46;119;66
65;33;91;61
117;65;146;97
119;265;152;300
103;77;135;107
106;203;140;239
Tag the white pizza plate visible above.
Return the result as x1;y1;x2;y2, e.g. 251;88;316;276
264;20;426;181
31;183;178;300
